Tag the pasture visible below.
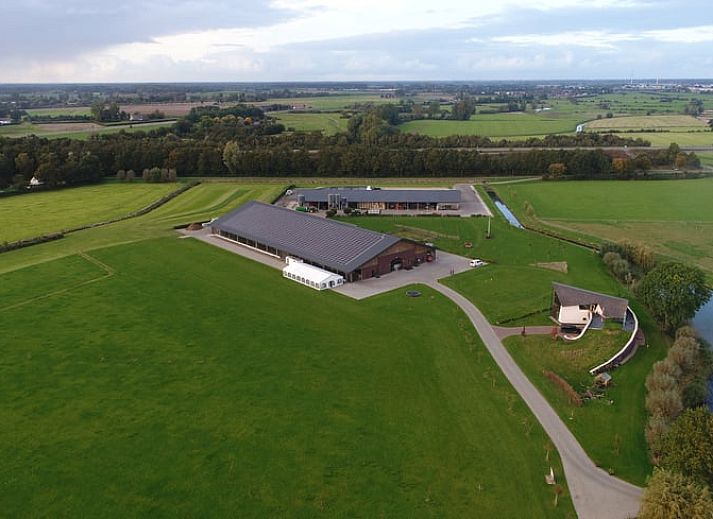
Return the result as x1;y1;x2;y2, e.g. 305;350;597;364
275;112;348;135
612;131;713;147
496;178;713;277
399;113;584;138
0;235;575;517
0;182;177;244
574;92;713;115
0;120;175;140
259;94;394;111
25;106;92;117
586;114;707;131
0;182;285;274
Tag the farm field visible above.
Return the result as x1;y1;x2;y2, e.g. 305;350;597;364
573;92;713;115
612;131;713;147
399;113;585;138
587;114;707;131
0;183;177;244
0;235;575;517
496;178;713;277
348;188;667;483
120;102;227;116
700;152;713;167
26;106;92;117
259;94;394;111
275;112;348;135
0;182;285;275
0;120;175;139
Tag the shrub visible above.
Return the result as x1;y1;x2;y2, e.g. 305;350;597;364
659;408;713;488
646;371;678;393
653;358;683;380
645;415;670;453
669;337;701;374
325;209;337;218
645;388;683;422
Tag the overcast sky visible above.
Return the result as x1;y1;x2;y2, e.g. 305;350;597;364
2;0;713;83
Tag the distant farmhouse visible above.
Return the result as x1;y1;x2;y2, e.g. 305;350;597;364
294;187;461;212
211;201;434;284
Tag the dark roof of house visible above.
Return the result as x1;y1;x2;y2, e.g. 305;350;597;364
295;187;461;204
213;201;402;273
552;282;629;320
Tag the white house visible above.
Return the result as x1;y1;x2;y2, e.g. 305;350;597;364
282;257;344;291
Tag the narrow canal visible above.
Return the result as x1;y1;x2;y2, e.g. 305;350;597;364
693;297;713;410
485;190;524;229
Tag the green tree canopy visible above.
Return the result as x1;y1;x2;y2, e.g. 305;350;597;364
640;468;713;519
660;407;713;488
636;262;711;333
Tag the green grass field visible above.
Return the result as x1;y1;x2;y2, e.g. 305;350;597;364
574;92;713;115
496;178;713;277
587;115;707;131
0;183;178;243
275;112;348;135
699;152;713;167
400;113;584;138
25;106;92;117
612;131;713;147
0;121;175;140
0;233;575;517
260;94;394;111
0;182;286;275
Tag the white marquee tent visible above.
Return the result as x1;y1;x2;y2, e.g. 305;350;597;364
282;257;344;291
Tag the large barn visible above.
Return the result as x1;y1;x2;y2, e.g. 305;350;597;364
211;201;435;282
294;187;461;212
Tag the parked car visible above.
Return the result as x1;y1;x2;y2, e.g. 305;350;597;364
469;259;487;268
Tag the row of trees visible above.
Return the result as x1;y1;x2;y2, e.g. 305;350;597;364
640;327;713;518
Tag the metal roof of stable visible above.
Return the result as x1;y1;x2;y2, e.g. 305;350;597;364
294;187;461;204
552;282;629;320
213;201;401;273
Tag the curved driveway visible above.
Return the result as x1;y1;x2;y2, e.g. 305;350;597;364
427;281;642;519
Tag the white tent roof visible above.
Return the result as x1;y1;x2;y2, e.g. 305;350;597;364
283;260;343;284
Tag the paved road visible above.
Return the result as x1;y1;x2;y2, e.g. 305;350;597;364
427;282;642;519
454;183;492;217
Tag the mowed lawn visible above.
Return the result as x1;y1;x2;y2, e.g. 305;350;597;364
0;237;575;517
496;178;713;276
400;113;583;138
0;182;178;243
275;112;348;135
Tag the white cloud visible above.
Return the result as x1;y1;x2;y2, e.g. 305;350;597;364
644;25;713;43
493;30;639;49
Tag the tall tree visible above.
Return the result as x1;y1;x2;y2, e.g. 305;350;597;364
660;408;713;488
639;469;713;519
636;262;711;333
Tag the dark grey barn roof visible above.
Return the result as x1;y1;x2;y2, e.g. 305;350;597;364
213;201;401;273
295;187;461;204
553;282;629;320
